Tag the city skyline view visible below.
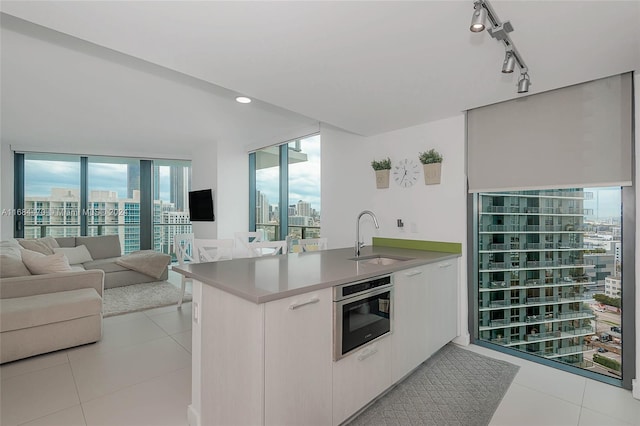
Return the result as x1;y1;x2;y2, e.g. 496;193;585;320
255;134;321;213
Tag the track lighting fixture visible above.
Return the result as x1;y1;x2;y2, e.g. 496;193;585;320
470;2;487;32
502;51;515;73
517;73;530;93
469;0;531;94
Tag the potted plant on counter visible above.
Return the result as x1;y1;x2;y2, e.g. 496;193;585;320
418;149;443;185
371;157;392;189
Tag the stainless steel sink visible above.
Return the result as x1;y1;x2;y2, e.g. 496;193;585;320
349;254;413;265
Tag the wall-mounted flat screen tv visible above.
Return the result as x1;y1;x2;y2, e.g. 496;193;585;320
188;189;215;222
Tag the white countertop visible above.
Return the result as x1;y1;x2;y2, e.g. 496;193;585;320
173;246;460;304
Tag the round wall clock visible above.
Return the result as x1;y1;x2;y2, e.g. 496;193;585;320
393;158;420;188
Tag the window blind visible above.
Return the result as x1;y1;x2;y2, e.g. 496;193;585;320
467;73;632;193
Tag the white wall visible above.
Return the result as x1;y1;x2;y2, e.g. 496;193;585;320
321;115;469;343
215;139;250;240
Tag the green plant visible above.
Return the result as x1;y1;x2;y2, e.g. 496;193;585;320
418;149;443;164
371;157;391;170
593;353;621;371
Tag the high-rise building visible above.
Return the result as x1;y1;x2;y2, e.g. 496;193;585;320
256;191;270;225
296;200;311;217
477;189;596;369
127;164;140;198
170;166;189;211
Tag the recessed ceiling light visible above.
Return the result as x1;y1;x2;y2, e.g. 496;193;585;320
236;96;252;104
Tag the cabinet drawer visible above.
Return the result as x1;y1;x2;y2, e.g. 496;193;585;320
332;336;392;425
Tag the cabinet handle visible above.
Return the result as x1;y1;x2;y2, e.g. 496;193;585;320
404;270;423;277
289;296;320;310
357;346;379;361
439;263;453;268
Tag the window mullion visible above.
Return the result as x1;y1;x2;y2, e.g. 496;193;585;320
279;144;288;241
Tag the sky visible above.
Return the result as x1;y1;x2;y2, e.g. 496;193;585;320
256;134;321;212
584;187;621;220
25;159;172;201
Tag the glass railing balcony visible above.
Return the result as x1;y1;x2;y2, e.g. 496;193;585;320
256;223;321;240
526;296;560;304
562;326;594;335
483;206;587;215
483;224;585;233
525;313;556;323
554;344;593;356
483;260;590;271
488;319;510;327
525;331;562;341
488;300;510;308
557;310;595;320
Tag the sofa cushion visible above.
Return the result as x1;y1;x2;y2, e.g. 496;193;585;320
20;249;72;275
0;288;102;332
18;237;60;255
55;237;76;248
53;245;93;265
82;257;130;273
76;235;121;260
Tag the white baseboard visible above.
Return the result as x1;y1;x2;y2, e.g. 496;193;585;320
187;404;200;426
633;379;640;400
453;333;470;346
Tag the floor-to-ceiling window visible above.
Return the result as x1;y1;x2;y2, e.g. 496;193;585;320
23;153;81;238
87;157;141;253
249;134;321;241
153;160;192;256
476;187;624;380
16;153;191;256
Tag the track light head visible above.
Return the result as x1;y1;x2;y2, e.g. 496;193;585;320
517;73;531;93
502;51;515;73
470;2;487;32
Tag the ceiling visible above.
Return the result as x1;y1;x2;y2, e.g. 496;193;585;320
1;1;639;139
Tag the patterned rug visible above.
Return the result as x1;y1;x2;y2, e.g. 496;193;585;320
103;281;192;317
348;344;519;426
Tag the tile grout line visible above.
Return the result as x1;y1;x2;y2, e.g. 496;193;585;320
66;351;89;426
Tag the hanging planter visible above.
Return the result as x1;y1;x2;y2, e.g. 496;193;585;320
371;157;391;189
418;149;443;185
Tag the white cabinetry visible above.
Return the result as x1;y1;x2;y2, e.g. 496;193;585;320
192;284;332;426
391;266;430;382
425;259;459;355
391;258;459;383
264;288;333;426
333;337;392;425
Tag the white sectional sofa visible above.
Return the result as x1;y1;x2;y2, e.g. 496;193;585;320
0;236;170;364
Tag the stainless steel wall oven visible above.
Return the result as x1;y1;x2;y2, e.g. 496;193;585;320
334;275;393;360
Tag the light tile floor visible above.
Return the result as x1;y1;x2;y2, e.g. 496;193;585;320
2;277;639;425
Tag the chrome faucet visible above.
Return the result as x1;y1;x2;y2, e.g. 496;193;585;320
355;210;379;257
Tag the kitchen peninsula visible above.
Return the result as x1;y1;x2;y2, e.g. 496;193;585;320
174;242;461;426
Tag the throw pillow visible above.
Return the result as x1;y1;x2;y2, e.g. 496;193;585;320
53;245;93;265
18;236;59;255
20;249;72;275
0;253;31;278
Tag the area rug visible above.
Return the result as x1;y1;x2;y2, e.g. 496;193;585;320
348;344;519;426
103;281;192;317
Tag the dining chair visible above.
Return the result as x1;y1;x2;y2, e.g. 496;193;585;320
234;231;264;257
247;240;288;257
292;237;328;253
173;233;195;308
193;238;234;262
